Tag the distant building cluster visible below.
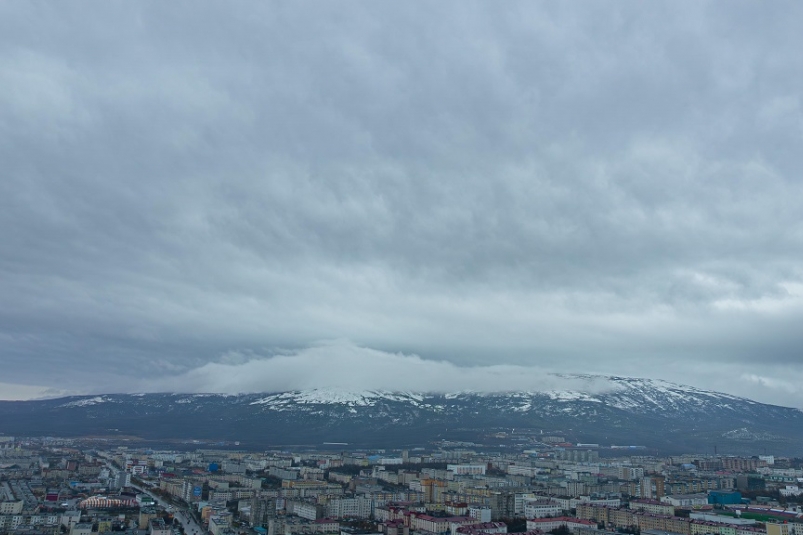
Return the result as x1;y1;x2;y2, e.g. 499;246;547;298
0;433;802;535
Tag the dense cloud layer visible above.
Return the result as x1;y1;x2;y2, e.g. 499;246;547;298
140;342;803;408
1;3;802;404
144;341;622;394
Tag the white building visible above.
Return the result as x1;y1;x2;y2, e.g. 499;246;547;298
293;501;320;521
209;515;230;535
326;497;373;519
506;465;539;477
579;497;621;508
780;486;803;497
468;507;492;523
448;465;487;476
524;500;561;519
0;501;23;515
661;494;708;507
620;467;645;480
61;511;81;529
526;517;598;533
71;523;94;535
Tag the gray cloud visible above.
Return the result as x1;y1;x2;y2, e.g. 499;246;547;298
143;340;623;395
139;341;803;408
1;2;803;404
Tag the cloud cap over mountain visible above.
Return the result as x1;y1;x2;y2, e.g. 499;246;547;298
1;2;803;404
144;341;621;395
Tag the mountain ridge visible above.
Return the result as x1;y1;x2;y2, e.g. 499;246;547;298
1;376;801;455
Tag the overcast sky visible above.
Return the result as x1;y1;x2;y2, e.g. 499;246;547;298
1;2;803;406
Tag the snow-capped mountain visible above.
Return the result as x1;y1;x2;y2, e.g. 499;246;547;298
1;376;801;455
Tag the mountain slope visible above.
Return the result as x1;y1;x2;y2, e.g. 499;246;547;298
0;376;800;454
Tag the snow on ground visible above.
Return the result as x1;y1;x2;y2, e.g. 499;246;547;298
250;389;423;407
61;396;111;408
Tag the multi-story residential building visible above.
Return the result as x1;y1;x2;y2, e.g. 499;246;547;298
420;479;448;504
665;479;719;495
639;477;666;499
409;513;477;535
468;507;492;523
526;517;597;532
629;499;675;516
608;508;636;528
455;521;508;535
660;493;708;507
149;518;172;535
272;467;301;480
635;514;690;535
288;500;323;521
448;465;487;476
445;502;469;516
410;514;450;534
766;524;790;535
209;514;232;535
70;523;93;535
620;468;645;480
721;458;766;472
0;501;24;515
488;492;516;520
580;496;621;508
524;500;561;519
0;514;59;531
557;451;599;463
690;521;738;535
209;488;256;501
252;497;277;526
325;497;373;519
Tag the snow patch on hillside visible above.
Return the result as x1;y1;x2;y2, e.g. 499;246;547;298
241;376;758;416
545;391;603;403
61;396;111;408
250;389;424;408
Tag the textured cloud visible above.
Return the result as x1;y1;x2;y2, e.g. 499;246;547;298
5;341;803;409
143;340;619;395
1;2;803;403
134;341;803;408
0;382;79;401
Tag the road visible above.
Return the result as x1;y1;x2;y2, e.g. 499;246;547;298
129;481;205;535
97;454;205;535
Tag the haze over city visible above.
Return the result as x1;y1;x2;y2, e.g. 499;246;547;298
2;2;803;406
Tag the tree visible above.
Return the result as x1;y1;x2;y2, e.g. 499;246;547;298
549;526;571;535
503;519;527;533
